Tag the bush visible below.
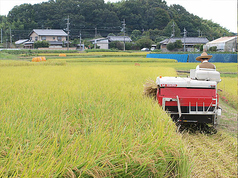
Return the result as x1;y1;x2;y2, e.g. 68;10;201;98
166;43;175;51
166;40;182;51
136;38;153;49
209;46;217;51
34;41;49;48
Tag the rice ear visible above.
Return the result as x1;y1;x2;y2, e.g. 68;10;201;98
143;80;158;99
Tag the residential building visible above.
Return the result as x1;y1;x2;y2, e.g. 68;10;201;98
160;37;209;52
27;29;68;48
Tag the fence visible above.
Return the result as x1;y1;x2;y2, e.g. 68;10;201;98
146;53;237;63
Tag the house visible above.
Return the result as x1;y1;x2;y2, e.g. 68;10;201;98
204;36;237;52
90;38;109;49
27;29;68;48
107;36;132;42
160;37;209;52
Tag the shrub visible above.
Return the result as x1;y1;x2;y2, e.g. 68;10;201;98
34;41;49;48
136;38;153;49
209;46;217;52
166;43;175;51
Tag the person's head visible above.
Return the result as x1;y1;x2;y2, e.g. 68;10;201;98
196;52;212;62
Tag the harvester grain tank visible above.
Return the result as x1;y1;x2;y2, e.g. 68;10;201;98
156;68;222;125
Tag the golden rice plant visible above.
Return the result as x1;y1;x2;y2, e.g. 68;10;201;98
0;63;189;177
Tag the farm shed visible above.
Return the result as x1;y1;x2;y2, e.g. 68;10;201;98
15;39;29;48
204;36;237;52
160;37;209;52
90;38;109;49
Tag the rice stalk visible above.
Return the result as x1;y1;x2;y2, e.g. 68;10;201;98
143;79;158;99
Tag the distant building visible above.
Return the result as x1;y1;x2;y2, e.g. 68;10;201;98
15;39;29;48
204;36;237;52
107;36;132;42
27;29;68;48
160;37;209;52
90;38;109;49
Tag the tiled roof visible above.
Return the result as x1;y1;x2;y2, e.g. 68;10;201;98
107;36;132;42
160;37;209;45
30;29;68;36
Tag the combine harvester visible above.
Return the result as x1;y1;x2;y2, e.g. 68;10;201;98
156;68;222;128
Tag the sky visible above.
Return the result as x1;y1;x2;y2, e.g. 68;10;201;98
0;0;237;33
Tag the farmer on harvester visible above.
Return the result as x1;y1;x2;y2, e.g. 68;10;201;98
196;51;216;70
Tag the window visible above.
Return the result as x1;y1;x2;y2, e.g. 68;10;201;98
42;36;46;40
35;36;38;41
30;37;32;41
57;37;62;41
53;37;55;40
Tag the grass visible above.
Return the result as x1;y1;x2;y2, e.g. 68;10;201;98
0;63;190;177
47;57;177;63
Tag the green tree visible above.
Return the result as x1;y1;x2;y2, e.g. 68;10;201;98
163;20;181;37
166;42;175;51
174;40;182;48
130;29;142;41
136;37;153;49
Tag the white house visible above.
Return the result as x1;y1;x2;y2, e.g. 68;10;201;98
204;36;237;52
90;38;109;49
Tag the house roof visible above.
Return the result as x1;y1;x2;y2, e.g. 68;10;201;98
15;39;29;45
90;38;109;42
160;37;209;45
29;29;68;36
107;36;132;42
206;36;237;44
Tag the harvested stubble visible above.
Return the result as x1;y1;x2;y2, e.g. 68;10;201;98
143;79;158;99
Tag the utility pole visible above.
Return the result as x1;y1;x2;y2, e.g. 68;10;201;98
1;29;2;43
171;21;175;38
94;27;97;49
65;16;70;51
183;28;187;52
197;29;201;37
79;31;82;51
122;19;126;51
10;27;12;48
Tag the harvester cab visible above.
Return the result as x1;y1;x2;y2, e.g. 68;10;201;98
156;69;222;126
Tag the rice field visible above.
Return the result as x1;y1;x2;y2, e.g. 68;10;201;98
35;51;150;57
0;62;190;177
218;77;238;108
0;52;236;177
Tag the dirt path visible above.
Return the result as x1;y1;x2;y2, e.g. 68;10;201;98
181;100;237;178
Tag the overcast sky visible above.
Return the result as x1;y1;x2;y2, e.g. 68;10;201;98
0;0;237;33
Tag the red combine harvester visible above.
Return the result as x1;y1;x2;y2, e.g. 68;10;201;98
156;68;222;126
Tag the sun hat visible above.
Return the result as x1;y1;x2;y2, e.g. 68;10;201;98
196;51;213;61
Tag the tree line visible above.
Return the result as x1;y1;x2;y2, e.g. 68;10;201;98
0;0;234;45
